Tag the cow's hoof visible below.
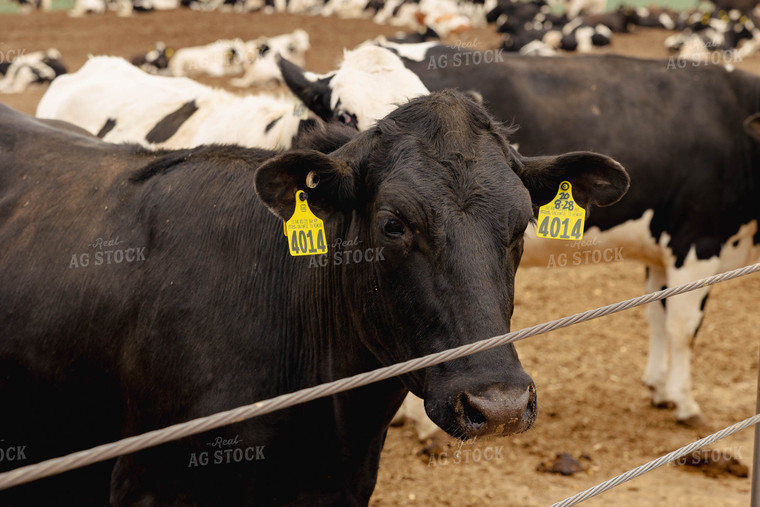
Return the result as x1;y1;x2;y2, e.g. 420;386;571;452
677;414;707;428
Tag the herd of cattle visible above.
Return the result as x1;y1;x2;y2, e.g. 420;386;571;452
2;2;760;504
10;0;760;59
7;0;760;93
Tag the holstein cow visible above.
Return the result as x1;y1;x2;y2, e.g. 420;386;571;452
0;91;628;504
0;48;66;94
168;38;249;78
36;46;427;150
37;56;308;150
230;29;311;88
288;43;760;426
130;41;174;75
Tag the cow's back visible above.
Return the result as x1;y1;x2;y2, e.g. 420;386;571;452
0;106;288;504
36;56;212;141
410;52;760;238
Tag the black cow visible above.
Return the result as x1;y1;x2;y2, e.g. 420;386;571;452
284;46;760;427
0;91;627;505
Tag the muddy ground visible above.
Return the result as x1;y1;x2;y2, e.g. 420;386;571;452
1;8;759;506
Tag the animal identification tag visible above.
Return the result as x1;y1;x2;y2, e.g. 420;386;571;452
293;99;309;120
535;181;585;240
284;190;328;256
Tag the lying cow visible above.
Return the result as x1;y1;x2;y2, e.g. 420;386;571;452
130;41;174;75
36;46;427;149
37;56;306;150
288;42;760;427
0;48;66;94
0;91;628;504
168;38;250;78
230;29;310;88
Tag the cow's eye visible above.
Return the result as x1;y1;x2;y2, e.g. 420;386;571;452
382;218;405;237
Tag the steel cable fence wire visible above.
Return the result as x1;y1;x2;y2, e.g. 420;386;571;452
551;413;760;507
0;262;759;490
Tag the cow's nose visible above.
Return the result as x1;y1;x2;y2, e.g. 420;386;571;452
455;384;537;438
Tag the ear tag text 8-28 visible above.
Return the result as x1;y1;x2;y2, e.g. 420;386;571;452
535;181;585;241
283;190;328;256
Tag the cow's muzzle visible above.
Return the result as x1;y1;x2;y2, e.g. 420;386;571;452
426;381;537;440
453;383;536;438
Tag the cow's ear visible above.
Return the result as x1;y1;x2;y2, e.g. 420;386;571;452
518;151;629;210
278;56;334;122
743;113;760;142
255;149;357;220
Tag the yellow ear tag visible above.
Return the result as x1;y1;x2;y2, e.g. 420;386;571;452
535;181;585;241
283;190;328;256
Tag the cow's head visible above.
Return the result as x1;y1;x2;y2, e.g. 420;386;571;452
278;45;429;131
255;90;629;439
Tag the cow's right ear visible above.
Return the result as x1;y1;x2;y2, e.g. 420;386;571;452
255;149;357;221
743;113;760;142
278;56;334;122
518;151;630;211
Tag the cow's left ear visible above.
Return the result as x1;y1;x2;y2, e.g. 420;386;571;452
279;56;334;122
518;151;630;211
255;149;358;220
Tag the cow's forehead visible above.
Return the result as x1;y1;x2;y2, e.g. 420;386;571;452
369;136;532;237
361;91;532;226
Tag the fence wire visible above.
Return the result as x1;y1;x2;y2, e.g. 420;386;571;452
552;413;760;507
0;262;759;491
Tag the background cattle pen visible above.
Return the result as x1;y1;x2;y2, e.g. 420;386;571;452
1;4;760;507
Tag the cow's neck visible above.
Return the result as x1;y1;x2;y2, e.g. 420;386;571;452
266;215;406;500
279;219;384;382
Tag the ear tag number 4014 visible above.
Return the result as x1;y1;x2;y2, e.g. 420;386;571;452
283;190;328;256
535;181;585;241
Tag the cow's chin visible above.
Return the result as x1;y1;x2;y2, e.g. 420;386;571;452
424;384;537;440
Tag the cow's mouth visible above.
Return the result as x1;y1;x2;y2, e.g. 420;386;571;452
427;383;537;440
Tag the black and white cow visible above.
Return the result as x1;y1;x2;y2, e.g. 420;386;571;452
168;38;249;78
130;41;174;75
68;0;177;16
287;44;760;426
0;48;66;94
230;29;310;88
500;16;612;54
665;10;756;60
36;46;427;149
0;91;628;504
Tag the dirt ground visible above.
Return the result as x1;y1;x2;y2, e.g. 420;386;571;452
2;9;760;506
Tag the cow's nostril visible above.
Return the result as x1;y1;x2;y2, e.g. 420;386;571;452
459;392;487;429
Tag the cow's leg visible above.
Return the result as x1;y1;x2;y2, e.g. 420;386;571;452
663;257;718;426
642;264;670;407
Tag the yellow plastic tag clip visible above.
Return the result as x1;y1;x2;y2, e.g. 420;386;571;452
284;190;328;256
535;181;585;241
